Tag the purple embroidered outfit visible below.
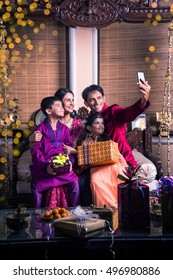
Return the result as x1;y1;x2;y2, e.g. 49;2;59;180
31;119;80;207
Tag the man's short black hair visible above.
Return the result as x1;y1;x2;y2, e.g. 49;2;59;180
82;84;104;102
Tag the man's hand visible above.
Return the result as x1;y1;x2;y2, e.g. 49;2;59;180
138;80;151;107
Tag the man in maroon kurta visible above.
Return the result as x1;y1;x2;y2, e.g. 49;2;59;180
82;82;151;166
80;81;151;205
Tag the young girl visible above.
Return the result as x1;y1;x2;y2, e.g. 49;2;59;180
30;96;80;209
81;113;128;210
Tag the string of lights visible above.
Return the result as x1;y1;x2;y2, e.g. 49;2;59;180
0;19;21;205
0;19;10;203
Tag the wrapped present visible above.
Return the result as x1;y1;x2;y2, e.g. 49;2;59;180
77;140;119;167
118;165;150;229
90;205;118;231
157;176;173;230
52;207;106;238
53;216;106;238
51;154;70;175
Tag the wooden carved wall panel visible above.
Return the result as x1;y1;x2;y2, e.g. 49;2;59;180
4;1;172;28
57;0;171;28
121;1;172;23
57;0;120;28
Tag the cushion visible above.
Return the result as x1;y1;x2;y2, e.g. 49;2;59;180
132;149;157;185
147;180;158;191
17;149;32;182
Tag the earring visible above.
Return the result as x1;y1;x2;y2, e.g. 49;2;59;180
88;131;93;138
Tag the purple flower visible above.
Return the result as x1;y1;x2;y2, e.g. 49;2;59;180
157;176;173;194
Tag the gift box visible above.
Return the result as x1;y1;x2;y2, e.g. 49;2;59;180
77;140;119;167
51;154;70;175
52;214;106;238
90;205;118;231
118;166;150;229
157;176;173;230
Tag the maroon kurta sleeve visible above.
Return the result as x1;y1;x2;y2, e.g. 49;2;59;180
99;100;150;166
110;99;150;124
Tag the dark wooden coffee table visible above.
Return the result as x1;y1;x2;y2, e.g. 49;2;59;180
0;208;172;260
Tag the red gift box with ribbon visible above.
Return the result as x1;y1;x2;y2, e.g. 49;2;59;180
118;165;150;229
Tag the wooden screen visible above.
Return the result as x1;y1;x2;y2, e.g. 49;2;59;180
99;22;172;132
9;21;67;126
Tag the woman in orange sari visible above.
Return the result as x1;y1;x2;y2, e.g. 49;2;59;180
81;113;128;210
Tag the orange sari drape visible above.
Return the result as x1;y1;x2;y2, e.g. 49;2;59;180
90;152;128;210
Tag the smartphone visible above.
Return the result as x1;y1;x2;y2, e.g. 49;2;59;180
137;72;145;83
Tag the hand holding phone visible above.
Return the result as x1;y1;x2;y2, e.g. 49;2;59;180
137;72;145;84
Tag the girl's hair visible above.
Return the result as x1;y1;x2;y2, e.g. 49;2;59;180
85;113;104;127
85;113;110;142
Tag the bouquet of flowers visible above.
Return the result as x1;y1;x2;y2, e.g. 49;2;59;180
51;154;70;175
157;176;173;195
